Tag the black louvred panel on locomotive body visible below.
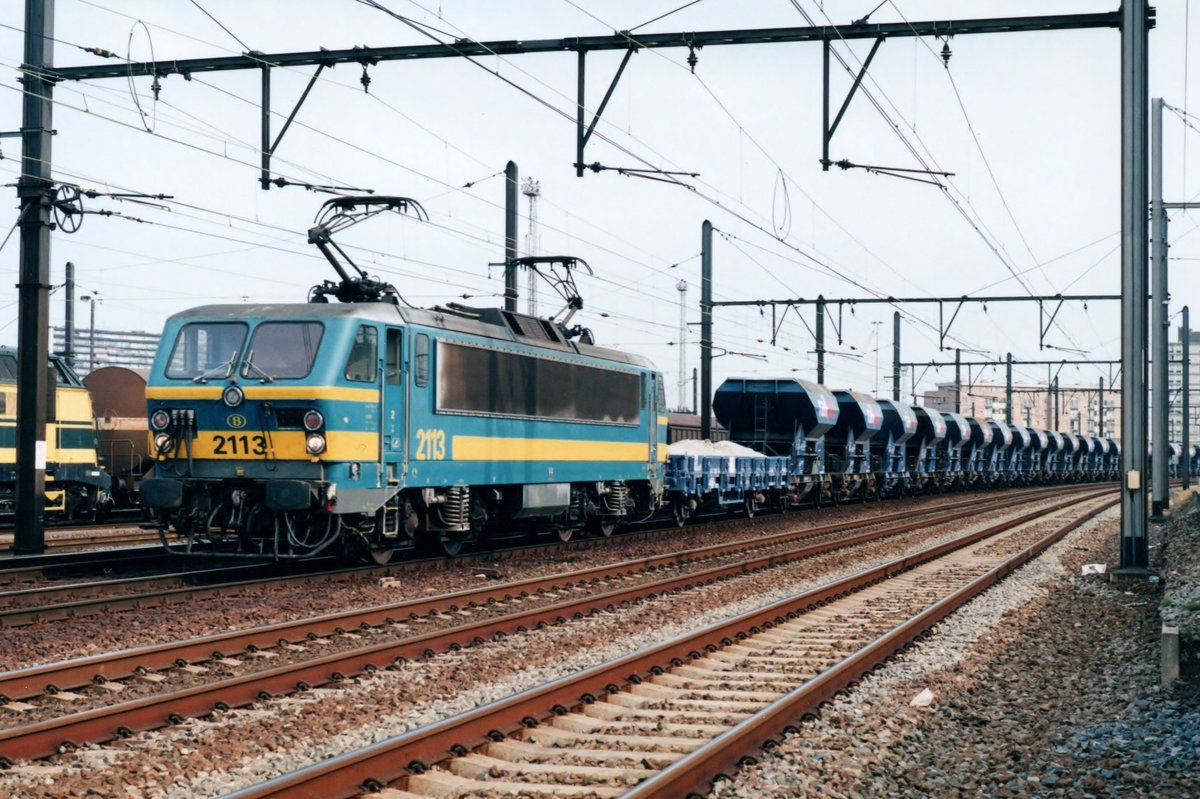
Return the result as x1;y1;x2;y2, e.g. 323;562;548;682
436;341;640;425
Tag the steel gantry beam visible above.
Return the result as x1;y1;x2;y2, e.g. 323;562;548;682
713;295;1120;375
899;357;1121;428
43;11;1135;186
48;13;1128;81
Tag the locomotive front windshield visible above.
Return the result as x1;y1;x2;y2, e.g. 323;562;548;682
0;353;76;384
166;322;248;379
241;322;324;380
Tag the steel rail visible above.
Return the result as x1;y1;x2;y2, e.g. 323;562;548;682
0;531;160;552
0;489;1109;764
0;486;1096;703
224;492;1115;799
0;545;170;579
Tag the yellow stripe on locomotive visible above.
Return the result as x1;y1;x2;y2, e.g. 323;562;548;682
0;348;111;518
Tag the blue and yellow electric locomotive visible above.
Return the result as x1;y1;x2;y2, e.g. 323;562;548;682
0;347;111;519
142;197;668;561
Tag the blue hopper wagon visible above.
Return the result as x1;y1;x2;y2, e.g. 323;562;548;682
986;421;1015;486
711;378;839;511
827;390;884;503
1044;429;1066;482
939;412;972;491
965;418;995;488
910;406;948;492
872;399;918;498
1024;428;1049;483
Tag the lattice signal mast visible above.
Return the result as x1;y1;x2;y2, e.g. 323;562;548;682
677;279;688;411
522;178;541;316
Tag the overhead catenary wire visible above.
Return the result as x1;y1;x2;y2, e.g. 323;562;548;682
0;63;698;312
548;0;1071;383
0;14;697;294
801;0;1097;358
186;0;251;52
384;0;925;305
558;0;928;295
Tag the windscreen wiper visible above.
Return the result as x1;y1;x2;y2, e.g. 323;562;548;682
192;351;238;383
241;349;275;383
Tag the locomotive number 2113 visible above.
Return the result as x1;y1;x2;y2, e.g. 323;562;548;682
415;428;447;460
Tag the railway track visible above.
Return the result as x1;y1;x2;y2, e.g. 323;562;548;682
217;487;1117;799
0;484;1111;768
0;483;1094;625
0;526;160;555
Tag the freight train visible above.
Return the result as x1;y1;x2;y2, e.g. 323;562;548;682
136;197;1140;562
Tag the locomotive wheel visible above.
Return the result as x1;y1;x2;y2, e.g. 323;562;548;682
556;528;576;543
671;500;688;528
439;533;465;557
597;520;616;537
370;546;397;565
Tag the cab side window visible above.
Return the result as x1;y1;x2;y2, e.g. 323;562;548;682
414;333;430;388
385;329;403;386
345;326;378;383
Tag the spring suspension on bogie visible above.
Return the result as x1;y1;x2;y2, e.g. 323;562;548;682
431;486;470;532
597;481;629;515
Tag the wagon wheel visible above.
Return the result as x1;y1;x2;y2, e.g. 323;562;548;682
775;491;789;515
744;495;757;518
671;500;689;528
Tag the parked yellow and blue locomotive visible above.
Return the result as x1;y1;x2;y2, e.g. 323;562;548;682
142;197;668;561
0;346;111;519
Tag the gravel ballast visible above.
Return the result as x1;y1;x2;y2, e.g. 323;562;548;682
711;506;1200;798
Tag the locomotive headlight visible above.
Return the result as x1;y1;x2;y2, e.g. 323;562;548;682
222;384;245;408
305;433;327;455
154;433;174;453
302;409;324;431
150;409;171;431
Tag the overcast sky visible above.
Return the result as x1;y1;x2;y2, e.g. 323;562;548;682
1;1;1197;408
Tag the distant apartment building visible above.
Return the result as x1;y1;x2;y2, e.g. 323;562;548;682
1168;326;1200;445
52;326;159;376
922;380;1119;437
